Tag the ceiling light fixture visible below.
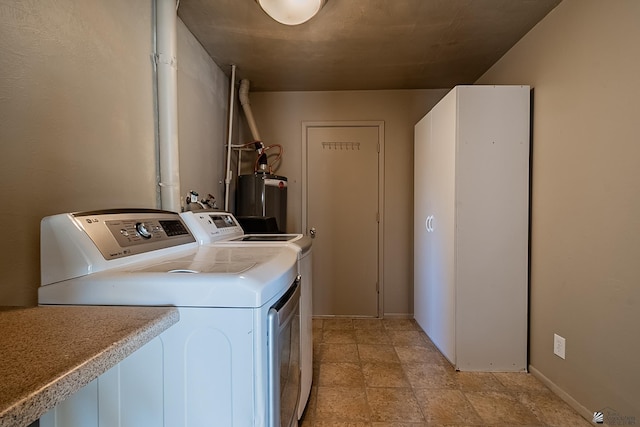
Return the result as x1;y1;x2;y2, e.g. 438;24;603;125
256;0;327;26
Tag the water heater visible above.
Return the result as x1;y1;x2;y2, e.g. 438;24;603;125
236;173;287;232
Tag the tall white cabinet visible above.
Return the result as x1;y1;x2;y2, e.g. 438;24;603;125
414;85;530;371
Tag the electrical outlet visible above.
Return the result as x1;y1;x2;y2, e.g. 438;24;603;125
554;334;566;359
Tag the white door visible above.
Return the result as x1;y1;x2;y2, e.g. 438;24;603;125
305;124;381;317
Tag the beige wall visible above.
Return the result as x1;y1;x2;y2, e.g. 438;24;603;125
177;19;230;207
0;1;229;306
241;90;447;316
477;0;640;418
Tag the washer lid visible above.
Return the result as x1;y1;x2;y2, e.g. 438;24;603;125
137;260;256;274
131;246;279;274
39;246;298;308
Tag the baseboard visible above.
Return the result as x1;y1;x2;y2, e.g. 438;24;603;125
528;364;593;424
311;315;377;319
311;313;414;319
382;313;414;319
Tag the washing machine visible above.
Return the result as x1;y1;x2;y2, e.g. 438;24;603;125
38;209;300;427
180;210;312;419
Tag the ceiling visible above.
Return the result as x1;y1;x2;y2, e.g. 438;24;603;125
177;0;562;92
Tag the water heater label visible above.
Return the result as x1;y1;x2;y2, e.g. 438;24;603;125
265;179;287;188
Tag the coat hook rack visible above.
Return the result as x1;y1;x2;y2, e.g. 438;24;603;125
322;142;361;150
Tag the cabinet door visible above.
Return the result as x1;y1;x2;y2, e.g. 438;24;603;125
414;113;431;331
426;91;457;363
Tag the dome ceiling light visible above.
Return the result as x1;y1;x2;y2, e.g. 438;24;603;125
256;0;327;25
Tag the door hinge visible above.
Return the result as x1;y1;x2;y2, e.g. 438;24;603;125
376;281;379;293
376;212;380;223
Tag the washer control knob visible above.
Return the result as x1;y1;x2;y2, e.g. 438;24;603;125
136;222;153;239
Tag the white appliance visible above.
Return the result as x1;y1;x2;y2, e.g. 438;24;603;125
180;210;313;419
414;85;530;371
38;209;300;427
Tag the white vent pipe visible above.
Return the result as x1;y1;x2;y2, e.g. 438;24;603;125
156;0;181;212
238;79;261;142
224;65;237;212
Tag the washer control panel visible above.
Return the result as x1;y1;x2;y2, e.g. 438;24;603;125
73;209;196;260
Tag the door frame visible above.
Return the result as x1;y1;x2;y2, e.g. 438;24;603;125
301;120;385;317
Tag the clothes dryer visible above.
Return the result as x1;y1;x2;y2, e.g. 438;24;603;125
180;210;312;419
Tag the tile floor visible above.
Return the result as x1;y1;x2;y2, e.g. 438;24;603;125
299;317;591;427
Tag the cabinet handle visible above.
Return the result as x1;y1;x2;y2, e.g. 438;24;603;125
425;215;434;232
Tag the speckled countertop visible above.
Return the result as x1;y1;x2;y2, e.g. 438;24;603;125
0;305;179;427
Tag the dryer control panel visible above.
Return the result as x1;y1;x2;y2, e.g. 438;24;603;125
179;211;244;244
